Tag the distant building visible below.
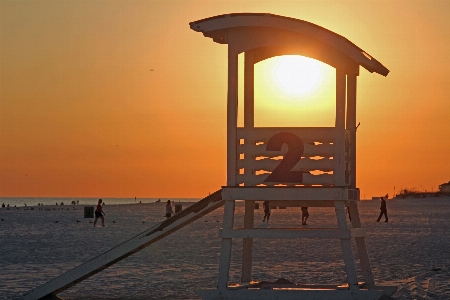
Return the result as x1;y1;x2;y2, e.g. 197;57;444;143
439;181;450;193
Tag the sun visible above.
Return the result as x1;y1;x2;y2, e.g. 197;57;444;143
272;55;325;96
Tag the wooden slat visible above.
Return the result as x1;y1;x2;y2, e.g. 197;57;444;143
350;228;366;238
220;228;356;239
264;200;348;207
237;142;335;157
222;187;349;201
236;173;334;186
236;127;350;187
237;157;334;172
237;127;335;143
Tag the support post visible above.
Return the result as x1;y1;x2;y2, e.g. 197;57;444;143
349;201;376;289
242;200;254;283
241;51;255;283
244;51;254;129
218;46;239;291
346;69;375;288
218;200;235;290
335;67;346;186
346;72;357;187
335;201;359;290
227;49;238;186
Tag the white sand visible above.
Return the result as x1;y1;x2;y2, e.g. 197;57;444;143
1;197;449;299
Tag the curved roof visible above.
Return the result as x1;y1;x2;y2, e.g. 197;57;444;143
190;13;389;76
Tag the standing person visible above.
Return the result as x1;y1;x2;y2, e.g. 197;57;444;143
165;200;174;218
94;199;105;227
301;207;309;225
262;201;271;222
376;195;388;222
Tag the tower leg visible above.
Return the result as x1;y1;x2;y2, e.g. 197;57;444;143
335;201;359;290
218;200;235;290
348;201;375;289
241;200;254;283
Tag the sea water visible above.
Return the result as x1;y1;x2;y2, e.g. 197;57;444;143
0;197;200;207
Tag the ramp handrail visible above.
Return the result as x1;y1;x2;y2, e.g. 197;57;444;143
22;189;223;300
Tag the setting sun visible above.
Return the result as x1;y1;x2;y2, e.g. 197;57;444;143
254;54;335;127
271;55;326;96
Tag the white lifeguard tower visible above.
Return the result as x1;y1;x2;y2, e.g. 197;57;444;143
190;13;396;300
22;12;398;300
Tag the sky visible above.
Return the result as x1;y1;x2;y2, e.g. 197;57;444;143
1;0;449;199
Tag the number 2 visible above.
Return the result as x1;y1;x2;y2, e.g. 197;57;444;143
263;132;305;183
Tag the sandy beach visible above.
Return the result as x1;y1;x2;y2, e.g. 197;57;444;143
1;197;449;300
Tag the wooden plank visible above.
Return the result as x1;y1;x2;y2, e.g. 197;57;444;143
241;200;254;283
236;173;334;186
239;51;257;279
244;51;254;128
350;228;366;238
237;142;335;157
227;49;238;186
334;68;346;186
222;186;350;201
237;157;334;172
218;200;236;290
220;228;356;239
259;200;357;207
346;73;357;188
334;201;358;290
237;127;335;142
260;200;337;207
349;201;375;289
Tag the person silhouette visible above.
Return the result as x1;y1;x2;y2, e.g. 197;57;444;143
94;199;105;227
376;195;388;222
301;207;309;225
165;200;174;218
262;201;271;222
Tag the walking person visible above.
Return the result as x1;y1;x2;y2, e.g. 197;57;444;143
165;200;174;218
301;207;309;225
94;199;105;227
262;201;271;222
376;194;388;222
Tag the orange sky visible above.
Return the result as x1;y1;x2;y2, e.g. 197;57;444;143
1;1;449;198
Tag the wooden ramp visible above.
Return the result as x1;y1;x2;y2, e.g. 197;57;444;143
22;190;223;300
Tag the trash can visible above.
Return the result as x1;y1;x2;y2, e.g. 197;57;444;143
175;204;183;213
84;206;94;218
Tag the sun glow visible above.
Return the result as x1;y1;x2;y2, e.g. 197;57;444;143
253;55;335;127
272;55;325;96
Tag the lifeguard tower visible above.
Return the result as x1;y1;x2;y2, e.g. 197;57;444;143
190;13;396;300
22;12;397;300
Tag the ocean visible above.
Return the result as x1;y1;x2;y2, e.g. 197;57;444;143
0;197;201;208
